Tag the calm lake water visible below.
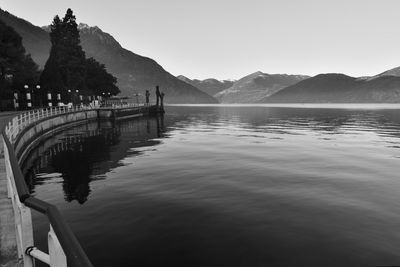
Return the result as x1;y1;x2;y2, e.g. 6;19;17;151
22;105;400;266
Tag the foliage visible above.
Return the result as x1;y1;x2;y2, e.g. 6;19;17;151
40;8;119;102
85;57;119;96
40;9;86;96
0;18;39;101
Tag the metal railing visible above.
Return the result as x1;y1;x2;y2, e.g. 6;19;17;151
99;102;147;109
2;105;94;267
4;105;95;145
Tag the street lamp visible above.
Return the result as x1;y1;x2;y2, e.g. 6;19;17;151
24;85;32;109
13;92;19;110
57;93;62;106
35;85;42;107
67;89;72;106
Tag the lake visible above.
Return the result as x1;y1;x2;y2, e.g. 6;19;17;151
22;104;400;266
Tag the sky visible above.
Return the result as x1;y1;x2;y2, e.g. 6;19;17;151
1;0;400;80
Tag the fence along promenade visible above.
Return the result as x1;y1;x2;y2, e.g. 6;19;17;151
2;105;97;267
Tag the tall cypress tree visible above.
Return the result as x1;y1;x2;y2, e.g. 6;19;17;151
61;9;86;90
41;9;87;99
41;8;120;103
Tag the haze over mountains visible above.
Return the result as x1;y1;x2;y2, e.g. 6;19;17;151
180;69;400;103
1;8;400;104
214;72;309;103
178;72;309;103
0;8;217;103
177;75;235;96
261;73;400;103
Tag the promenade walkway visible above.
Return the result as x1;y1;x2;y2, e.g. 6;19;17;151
0;112;20;267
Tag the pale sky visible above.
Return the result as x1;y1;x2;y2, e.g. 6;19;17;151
1;0;400;80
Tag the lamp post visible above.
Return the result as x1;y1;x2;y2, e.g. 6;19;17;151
57;93;62;106
68;89;72;107
24;85;32;109
35;85;42;107
47;91;52;107
13;92;19;110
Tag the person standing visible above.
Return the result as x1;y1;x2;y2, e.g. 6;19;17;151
145;90;150;105
156;85;160;107
160;92;165;113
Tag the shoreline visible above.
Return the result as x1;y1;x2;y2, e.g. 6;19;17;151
166;103;400;109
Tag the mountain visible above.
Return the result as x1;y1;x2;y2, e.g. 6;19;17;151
0;9;50;68
76;24;217;103
366;66;400;81
0;9;217;103
215;71;309;103
177;75;235;96
261;73;400;103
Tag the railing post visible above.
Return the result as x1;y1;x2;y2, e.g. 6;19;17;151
48;225;67;267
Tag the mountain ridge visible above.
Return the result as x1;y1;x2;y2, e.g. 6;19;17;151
261;73;400;103
215;71;309;103
366;66;400;81
0;8;217;103
177;75;235;96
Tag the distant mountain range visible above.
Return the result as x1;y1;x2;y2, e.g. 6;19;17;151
177;75;235;96
0;8;217;103
180;69;400;103
215;72;309;103
261;73;400;103
178;72;308;103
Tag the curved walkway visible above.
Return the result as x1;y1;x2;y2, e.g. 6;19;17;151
0;112;20;267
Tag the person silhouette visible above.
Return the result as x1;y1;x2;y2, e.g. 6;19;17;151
160;92;165;113
145;90;150;105
156;85;160;107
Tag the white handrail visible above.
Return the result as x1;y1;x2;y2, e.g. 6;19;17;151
3;105;95;145
2;105;93;267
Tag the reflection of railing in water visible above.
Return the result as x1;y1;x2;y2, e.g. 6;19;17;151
22;124;109;195
23;124;119;204
22;115;166;205
1;103;164;266
2;132;92;266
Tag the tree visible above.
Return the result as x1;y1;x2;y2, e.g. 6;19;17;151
85;57;120;96
0;18;39;109
40;15;65;101
41;8;120;103
40;9;87;98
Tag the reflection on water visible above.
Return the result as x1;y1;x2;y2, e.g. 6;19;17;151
23;106;400;266
23;115;166;204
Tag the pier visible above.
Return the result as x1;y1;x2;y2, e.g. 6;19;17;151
0;104;162;267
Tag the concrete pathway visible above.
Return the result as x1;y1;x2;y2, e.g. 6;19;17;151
0;112;21;266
